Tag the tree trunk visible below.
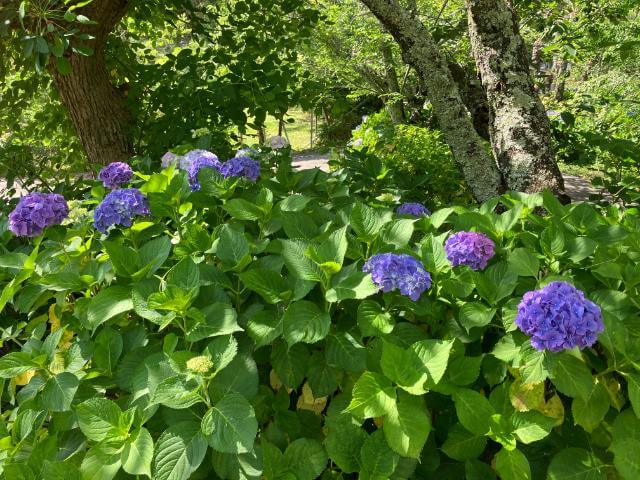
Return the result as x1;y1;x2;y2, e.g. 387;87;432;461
380;40;405;124
360;0;503;202
50;0;133;165
448;62;491;141
466;0;565;195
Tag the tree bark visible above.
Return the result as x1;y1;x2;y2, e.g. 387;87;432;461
50;0;133;165
380;40;405;124
360;0;503;202
466;0;565;195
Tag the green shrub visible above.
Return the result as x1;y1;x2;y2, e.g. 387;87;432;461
347;111;471;205
0;148;639;480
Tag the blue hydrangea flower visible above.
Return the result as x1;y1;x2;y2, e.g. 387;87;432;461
98;162;133;189
220;156;261;182
445;231;495;270
516;281;604;352
9;193;69;237
180;149;220;172
363;253;432;301
94;188;150;234
396;202;431;217
187;154;222;191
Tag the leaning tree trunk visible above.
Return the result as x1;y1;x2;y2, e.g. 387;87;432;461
466;0;565;195
360;0;503;202
380;40;405;124
50;0;133;165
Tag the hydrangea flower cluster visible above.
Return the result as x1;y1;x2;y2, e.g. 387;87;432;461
186;356;214;374
363;253;432;301
220;156;261;181
269;136;288;150
94;188;150;234
180;149;220;172
396;202;431;217
9;193;69;237
445;231;495;270
516;281;604;352
187;154;222;191
161;151;180;169
98;162;133;189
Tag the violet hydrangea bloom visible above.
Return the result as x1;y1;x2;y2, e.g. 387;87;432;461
445;231;495;270
98;162;133;189
220;156;261;182
161;151;180;169
180;149;220;172
363;253;432;301
187;155;222;191
396;202;431;217
94;188;150;234
9;193;69;237
516;281;604;352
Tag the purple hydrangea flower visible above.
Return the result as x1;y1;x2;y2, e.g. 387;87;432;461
363;253;432;301
396;202;431;217
220;156;261;182
180;149;220;172
98;162;133;189
94;188;150;234
445;231;495;270
8;193;69;237
269;136;288;150
161;152;180;169
515;281;604;352
187;154;222;191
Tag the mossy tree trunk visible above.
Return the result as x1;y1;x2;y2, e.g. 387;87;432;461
466;0;565;195
50;0;133;165
360;0;504;202
380;40;405;124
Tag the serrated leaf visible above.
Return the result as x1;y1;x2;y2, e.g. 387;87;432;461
122;428;153;477
42;372;79;412
495;448;531;480
283;301;330;346
202;393;257;454
383;392;431;458
348;371;396;418
153;422;207;480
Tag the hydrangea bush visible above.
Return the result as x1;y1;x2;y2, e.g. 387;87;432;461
0;148;639;480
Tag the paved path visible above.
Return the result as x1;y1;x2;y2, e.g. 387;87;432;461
292;153;599;203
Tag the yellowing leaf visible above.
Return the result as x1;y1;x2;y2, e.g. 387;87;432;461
296;383;327;415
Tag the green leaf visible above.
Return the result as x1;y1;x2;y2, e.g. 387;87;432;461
326;271;378;303
382;219;415;248
519;347;550;384
80;441;122;480
325;418;367;473
474;263;518;305
86;286;133;331
495;448;531;480
247;309;282;348
153;422;208;480
359;430;399;480
453;389;495;435
549;352;593;399
572;381;610;432
205;335;238;373
282;438;328;480
216;225;251;270
223;198;264;221
458;302;496;332
357;300;395;337
0;352;38;378
283;300;331;346
350;203;389;241
137;236;172;278
441;423;487;461
185;304;241;342
625;373;640;418
547;448;606;480
42;372;79;412
280;239;323;282
348;371;396;418
380;340;425;393
76;398;123;442
308;226;348;268
271;342;310;389
511;411;555;443
326;332;367;373
421;235;449;272
411;339;454;385
278;194;311;212
202;393;258;454
151;375;202;409
239;269;290;304
611;438;640;480
383;392;431;458
507;248;540;277
122;428;153;477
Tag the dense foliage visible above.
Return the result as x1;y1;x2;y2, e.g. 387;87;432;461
1;146;640;479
